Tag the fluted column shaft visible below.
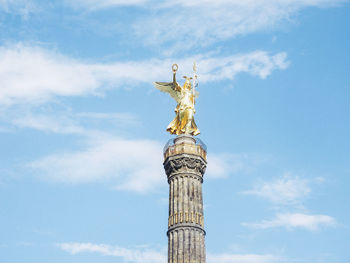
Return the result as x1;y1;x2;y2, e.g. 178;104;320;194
164;136;207;263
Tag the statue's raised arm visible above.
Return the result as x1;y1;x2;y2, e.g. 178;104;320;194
153;63;200;136
154;64;182;103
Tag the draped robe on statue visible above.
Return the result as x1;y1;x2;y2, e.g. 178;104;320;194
154;73;200;136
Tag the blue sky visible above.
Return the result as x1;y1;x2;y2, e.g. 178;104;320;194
1;0;350;262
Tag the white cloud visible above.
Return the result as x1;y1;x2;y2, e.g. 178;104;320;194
9;111;138;134
57;242;166;263
9;110;251;193
197;52;289;82
0;44;288;105
241;175;335;231
65;0;347;10
206;154;235;179
0;0;37;18
13;112;161;194
27;133;250;193
0;44;102;105
241;174;311;206
2;1;347;53
167;0;346;8
67;0;147;10
58;242;282;263
243;213;336;231
206;153;264;179
207;253;282;263
132;0;347;52
28;136;164;193
0;126;11;132
12;114;85;134
76;112;137;123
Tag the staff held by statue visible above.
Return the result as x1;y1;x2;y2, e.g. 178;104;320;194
154;63;200;136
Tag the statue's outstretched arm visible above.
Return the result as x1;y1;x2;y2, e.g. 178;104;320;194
172;64;181;91
172;72;181;91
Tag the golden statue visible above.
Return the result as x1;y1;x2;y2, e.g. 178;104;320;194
154;63;200;136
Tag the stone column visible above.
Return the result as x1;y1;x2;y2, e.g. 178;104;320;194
164;135;207;263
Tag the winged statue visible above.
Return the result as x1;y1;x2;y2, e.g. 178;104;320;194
154;63;200;136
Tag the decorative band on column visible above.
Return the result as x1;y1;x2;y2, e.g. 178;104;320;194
167;225;206;237
164;136;207;263
164;155;207;178
168;213;204;227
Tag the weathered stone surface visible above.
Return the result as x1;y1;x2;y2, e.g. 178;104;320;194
164;135;207;263
164;156;207;178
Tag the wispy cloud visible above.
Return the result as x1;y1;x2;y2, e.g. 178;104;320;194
66;0;147;10
9;110;138;135
65;0;347;11
12;114;85;135
0;126;12;132
207;253;282;263
243;213;336;231
76;112;137;123
241;174;311;207
2;1;347;54
27;134;249;193
0;44;288;105
0;0;37;18
8;109;245;193
131;0;348;52
62;0;349;52
57;242;166;263
206;153;266;179
28;136;164;193
241;175;336;231
58;242;282;263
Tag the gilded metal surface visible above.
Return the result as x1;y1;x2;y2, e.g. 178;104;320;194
154;63;200;136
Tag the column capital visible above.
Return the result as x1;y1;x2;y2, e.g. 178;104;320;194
164;154;207;178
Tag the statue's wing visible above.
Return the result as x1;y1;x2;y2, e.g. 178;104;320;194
154;82;181;103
